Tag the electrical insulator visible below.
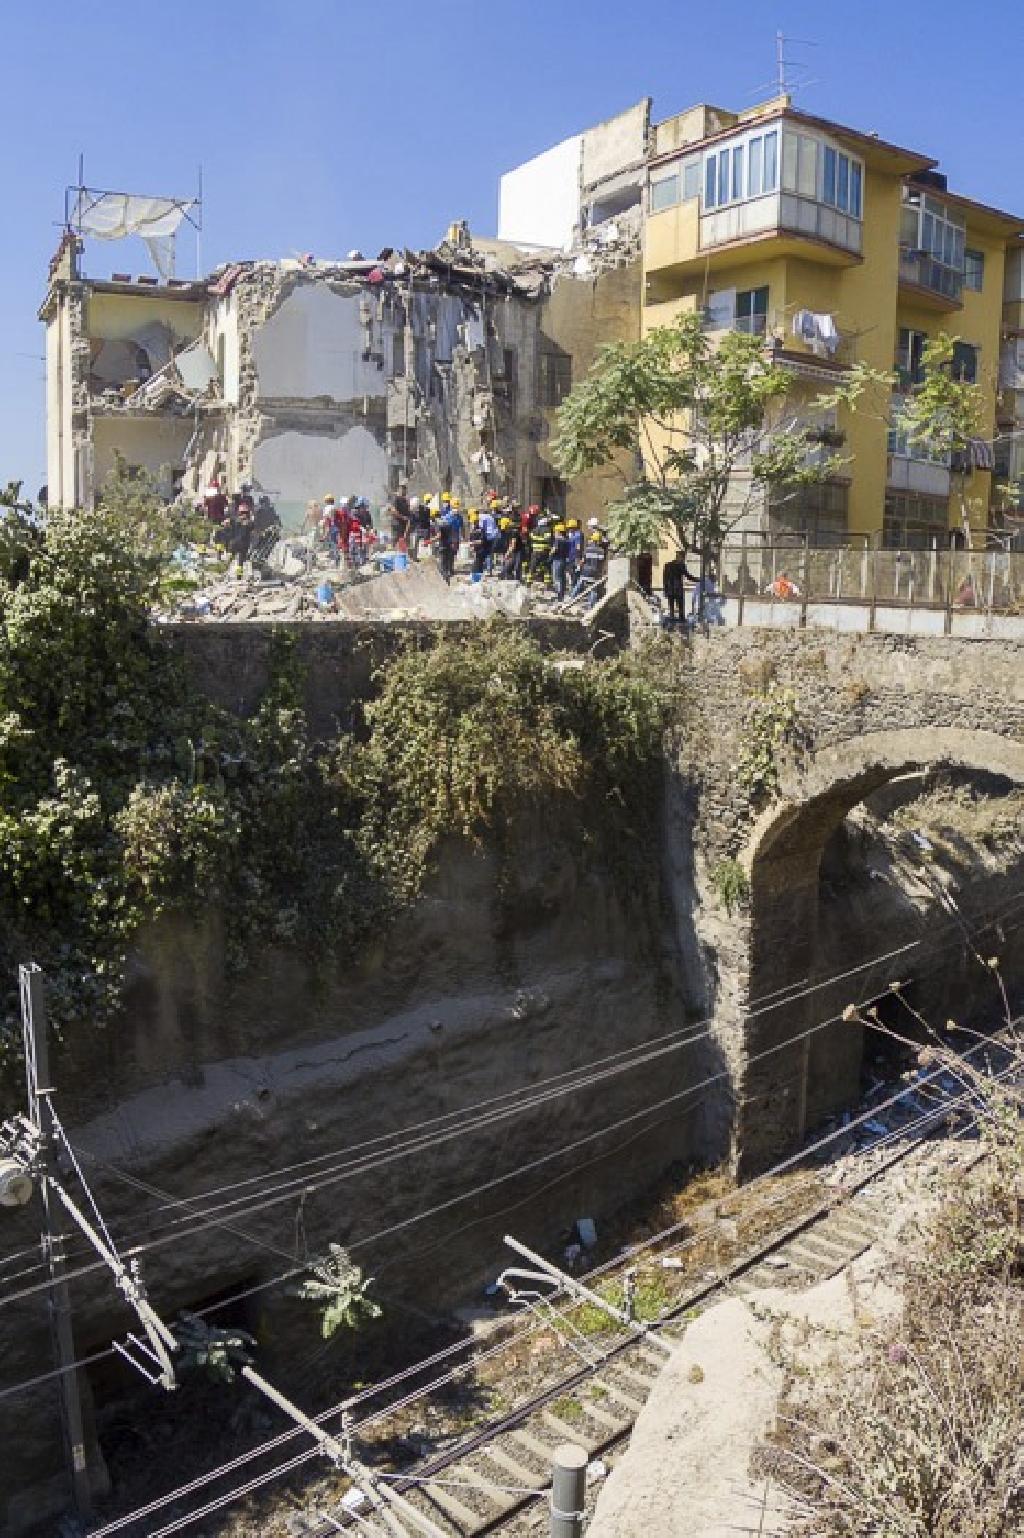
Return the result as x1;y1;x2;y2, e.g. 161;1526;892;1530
0;1158;33;1207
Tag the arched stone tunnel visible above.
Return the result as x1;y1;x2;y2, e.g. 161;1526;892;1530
731;728;1024;1172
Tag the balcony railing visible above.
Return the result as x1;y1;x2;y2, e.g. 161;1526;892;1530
898;247;964;304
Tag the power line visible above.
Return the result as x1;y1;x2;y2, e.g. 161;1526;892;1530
84;1039;1019;1538
7;885;1019;1293
2;889;1018;1426
3;899;1015;1412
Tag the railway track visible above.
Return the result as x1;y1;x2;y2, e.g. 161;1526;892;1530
297;1059;999;1538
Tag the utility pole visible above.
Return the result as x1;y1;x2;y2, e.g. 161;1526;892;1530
19;963;94;1521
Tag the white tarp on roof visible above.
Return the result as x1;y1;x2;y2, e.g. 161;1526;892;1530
76;193;194;278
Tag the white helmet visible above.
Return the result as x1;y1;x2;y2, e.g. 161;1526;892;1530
410;495;422;511
587;517;600;529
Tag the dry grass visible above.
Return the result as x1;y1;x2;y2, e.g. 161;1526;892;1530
760;1075;1024;1538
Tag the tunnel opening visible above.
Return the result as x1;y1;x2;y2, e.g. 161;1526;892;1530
740;729;1024;1172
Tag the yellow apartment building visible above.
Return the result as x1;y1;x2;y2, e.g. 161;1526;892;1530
642;95;1024;549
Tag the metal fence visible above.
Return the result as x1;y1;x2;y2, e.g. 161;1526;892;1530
718;545;1024;618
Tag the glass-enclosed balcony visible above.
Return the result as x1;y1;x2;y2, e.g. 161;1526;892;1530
646;120;864;281
898;187;966;309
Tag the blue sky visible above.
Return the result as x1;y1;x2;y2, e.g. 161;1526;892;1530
4;0;1022;494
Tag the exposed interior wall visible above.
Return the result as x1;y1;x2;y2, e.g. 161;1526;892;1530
252;422;389;525
91;414;195;498
498;134;583;250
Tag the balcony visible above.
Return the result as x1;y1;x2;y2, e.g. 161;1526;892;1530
646;191;861;290
898;247;964;310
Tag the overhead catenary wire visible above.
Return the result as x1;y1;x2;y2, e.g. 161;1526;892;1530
83;1044;1019;1538
0;966;908;1404
19;905;1003;1292
5;885;1020;1294
2;887;1020;1407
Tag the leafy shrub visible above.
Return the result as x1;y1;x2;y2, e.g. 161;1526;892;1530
711;858;749;914
736;685;801;803
0;496;666;1098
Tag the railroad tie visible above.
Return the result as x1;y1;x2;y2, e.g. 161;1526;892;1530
510;1426;559;1466
480;1441;545;1487
414;1478;480;1534
590;1377;643;1416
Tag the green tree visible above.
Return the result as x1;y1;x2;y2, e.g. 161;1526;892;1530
894;333;986;546
552;312;864;595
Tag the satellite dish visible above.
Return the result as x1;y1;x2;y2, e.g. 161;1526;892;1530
0;1158;33;1207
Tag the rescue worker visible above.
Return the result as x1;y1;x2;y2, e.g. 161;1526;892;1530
570;517;610;606
437;499;461;582
479;503;499;574
500;516;525;581
550;521;571;601
566;519;583;591
527;509;554;586
467;509;488;577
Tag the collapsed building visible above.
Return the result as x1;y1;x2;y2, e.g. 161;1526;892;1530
40;222;639;530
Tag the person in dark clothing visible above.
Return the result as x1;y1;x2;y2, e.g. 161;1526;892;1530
662;550;698;623
500;519;525;581
550;522;571;601
636;550;654;597
391;484;411;548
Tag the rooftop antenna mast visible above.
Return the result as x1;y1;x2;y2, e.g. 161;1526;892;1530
747;30;819;101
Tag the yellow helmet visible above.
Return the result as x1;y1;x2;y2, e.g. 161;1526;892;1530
441;491;451;503
554;522;566;532
499;516;512;529
451;497;462;510
468;509;480;523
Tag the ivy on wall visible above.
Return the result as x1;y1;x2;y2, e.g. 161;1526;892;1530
0;492;666;1099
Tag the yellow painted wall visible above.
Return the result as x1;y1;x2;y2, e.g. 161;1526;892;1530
644;199;701;279
895;224;1006;536
536;262;642;520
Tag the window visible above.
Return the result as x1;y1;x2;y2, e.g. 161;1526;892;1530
850;162;862;219
736;285;769;336
951;341;978;383
797;135;818;197
782;131;798;191
732;144;744;201
748;136;763;197
965;248;985;291
819;146;862;217
539;351;572;407
822;145;837;206
705;155;717;209
650;173;679;212
770;480;849;544
910;193;966;271
682;158;701;201
763;131;778;192
883;490;950;549
392;332;406;377
896;327;928;387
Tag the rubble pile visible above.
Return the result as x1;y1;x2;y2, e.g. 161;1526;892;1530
162;546;572;625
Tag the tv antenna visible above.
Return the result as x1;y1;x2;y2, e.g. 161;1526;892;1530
749;30;819;99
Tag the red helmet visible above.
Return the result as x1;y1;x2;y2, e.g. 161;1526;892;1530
528;504;541;515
